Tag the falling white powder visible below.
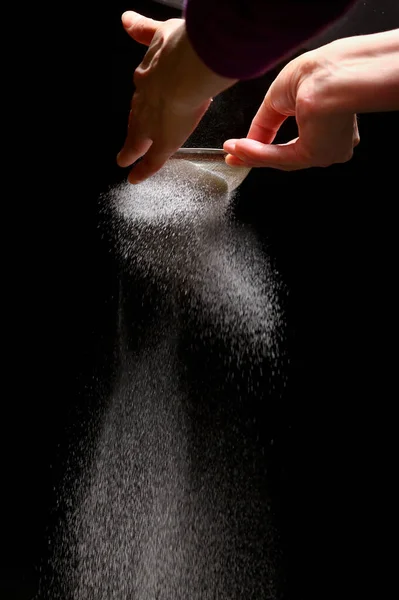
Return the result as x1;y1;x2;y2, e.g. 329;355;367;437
110;160;284;369
41;159;286;599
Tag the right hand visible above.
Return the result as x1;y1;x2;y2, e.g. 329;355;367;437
223;42;362;171
224;29;399;171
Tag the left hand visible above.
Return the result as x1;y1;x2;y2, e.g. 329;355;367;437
117;11;236;184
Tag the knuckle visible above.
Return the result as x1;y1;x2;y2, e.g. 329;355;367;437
296;88;320;122
337;148;354;164
315;160;332;168
294;144;319;168
133;68;145;85
305;150;332;168
143;155;163;170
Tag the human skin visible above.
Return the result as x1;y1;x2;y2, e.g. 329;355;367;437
224;29;399;170
116;12;236;184
116;12;399;182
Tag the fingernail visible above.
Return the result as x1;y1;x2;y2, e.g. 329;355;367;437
231;145;250;161
121;11;134;28
116;151;126;167
128;171;143;184
223;139;237;153
128;177;143;185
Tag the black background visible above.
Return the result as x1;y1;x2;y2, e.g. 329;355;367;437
4;1;399;598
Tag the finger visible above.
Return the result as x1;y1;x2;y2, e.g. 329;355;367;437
226;138;298;166
121;11;160;46
226;154;305;171
247;88;288;144
117;137;152;168
129;100;212;183
223;139;238;154
227;138;308;169
225;154;251;167
353;114;360;147
297;109;357;166
116;110;152;167
128;140;179;184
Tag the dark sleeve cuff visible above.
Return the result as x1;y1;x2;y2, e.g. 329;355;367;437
184;0;356;79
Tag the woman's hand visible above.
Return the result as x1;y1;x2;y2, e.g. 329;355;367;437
224;30;399;171
117;11;236;184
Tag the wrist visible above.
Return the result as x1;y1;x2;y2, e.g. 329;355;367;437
300;29;399;115
172;24;238;109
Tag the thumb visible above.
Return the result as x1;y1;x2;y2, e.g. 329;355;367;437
246;64;298;143
121;11;160;46
247;88;288;144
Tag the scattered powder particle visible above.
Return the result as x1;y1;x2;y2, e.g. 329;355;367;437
40;160;286;600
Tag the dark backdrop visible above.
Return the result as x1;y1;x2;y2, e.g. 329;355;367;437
4;2;398;598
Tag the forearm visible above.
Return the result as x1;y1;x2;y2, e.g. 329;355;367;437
309;29;399;114
165;24;238;107
184;0;356;79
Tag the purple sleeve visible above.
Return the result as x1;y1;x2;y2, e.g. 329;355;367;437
183;0;356;79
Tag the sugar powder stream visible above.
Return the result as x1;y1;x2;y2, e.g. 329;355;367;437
40;159;288;599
